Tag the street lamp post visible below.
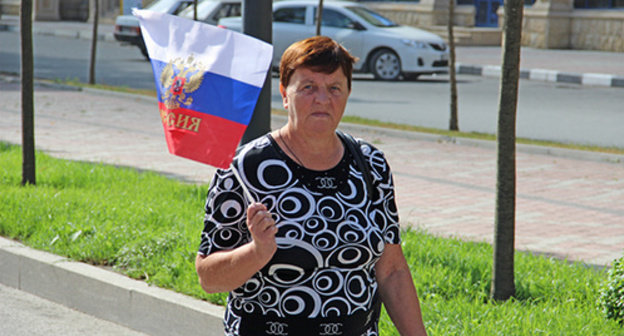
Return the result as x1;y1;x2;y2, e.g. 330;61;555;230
240;0;273;144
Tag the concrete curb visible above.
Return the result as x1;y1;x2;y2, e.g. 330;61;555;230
0;236;224;336
4;73;623;166
333;116;624;166
457;63;624;88
0;21;116;42
32;26;118;42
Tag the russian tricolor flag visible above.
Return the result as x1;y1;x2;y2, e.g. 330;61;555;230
134;10;273;169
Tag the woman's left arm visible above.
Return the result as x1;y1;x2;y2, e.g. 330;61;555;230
375;243;428;336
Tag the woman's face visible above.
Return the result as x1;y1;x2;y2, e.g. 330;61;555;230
280;66;350;136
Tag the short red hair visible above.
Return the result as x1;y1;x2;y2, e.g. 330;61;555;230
279;36;358;90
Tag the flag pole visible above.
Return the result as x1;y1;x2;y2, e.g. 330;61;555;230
230;163;255;203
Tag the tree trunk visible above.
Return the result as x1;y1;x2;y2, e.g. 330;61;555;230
193;0;198;21
315;0;324;36
491;0;523;301
88;0;99;85
21;0;36;185
448;0;458;131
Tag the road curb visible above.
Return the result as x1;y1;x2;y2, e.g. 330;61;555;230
334;117;624;166
0;236;224;336
457;63;624;88
4;73;623;166
0;22;116;42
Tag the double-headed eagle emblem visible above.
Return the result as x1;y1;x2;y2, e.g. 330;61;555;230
160;54;205;109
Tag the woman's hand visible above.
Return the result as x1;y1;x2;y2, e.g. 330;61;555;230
196;203;278;293
246;202;278;260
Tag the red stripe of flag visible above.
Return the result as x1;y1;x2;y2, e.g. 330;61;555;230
158;102;247;169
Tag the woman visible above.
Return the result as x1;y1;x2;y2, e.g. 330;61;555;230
196;36;427;336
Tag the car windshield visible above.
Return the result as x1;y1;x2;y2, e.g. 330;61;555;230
146;0;185;12
179;1;213;17
346;6;398;27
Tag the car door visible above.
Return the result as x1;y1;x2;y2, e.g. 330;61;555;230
312;7;365;68
272;5;315;66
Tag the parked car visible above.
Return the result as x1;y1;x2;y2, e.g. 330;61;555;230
113;0;195;59
218;0;449;81
177;0;241;25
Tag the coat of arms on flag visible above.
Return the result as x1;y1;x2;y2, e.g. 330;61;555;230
133;9;273;169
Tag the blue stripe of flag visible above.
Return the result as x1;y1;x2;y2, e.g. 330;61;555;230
150;59;262;126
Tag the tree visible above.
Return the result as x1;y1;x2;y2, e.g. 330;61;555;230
447;0;458;131
193;0;198;21
21;0;35;185
316;0;324;36
491;0;524;301
88;0;99;85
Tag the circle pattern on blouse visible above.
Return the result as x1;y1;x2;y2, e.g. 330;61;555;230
199;134;400;335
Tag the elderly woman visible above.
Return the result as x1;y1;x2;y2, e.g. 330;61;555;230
196;36;427;336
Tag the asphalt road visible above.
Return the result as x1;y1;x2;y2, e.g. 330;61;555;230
1;31;623;148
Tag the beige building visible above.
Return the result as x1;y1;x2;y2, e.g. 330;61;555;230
360;0;624;52
0;0;118;22
2;0;623;52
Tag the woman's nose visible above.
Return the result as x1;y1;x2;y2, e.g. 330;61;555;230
314;87;330;103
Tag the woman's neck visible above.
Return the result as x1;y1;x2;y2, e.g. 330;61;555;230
275;126;344;171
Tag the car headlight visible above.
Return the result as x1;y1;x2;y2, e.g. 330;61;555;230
401;39;428;49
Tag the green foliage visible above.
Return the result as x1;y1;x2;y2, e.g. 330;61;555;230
0;143;224;305
392;229;621;335
0;142;621;334
601;257;624;324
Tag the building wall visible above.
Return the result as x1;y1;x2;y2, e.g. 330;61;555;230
366;0;624;52
570;10;624;51
515;6;624;51
365;2;475;27
0;0;118;21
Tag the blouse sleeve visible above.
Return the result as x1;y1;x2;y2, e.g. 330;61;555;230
198;168;250;256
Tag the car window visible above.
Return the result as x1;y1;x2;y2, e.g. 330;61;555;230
212;4;241;21
273;7;306;24
313;8;357;29
172;2;193;15
145;0;179;12
346;6;398;27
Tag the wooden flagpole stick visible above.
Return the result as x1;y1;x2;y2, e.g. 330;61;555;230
230;163;255;203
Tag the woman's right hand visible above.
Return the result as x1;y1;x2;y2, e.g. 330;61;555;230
246;203;278;260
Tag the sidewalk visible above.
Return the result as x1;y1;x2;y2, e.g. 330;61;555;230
1;15;623;87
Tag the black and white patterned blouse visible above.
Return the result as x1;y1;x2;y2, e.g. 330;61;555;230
198;133;401;336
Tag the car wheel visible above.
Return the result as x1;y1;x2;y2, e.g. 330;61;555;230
369;49;401;81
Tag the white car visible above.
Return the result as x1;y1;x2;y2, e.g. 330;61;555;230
218;0;449;81
177;0;241;25
114;0;194;59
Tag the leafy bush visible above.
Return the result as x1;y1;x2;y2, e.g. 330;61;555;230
601;257;624;324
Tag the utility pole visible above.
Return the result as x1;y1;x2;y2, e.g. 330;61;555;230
240;0;272;144
316;0;324;36
21;0;36;185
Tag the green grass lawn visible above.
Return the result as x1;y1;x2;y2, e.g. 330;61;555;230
1;142;621;335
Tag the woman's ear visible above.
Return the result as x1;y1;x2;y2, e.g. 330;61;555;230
280;83;288;109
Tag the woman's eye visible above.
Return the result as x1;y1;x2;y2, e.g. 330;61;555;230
330;86;342;94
